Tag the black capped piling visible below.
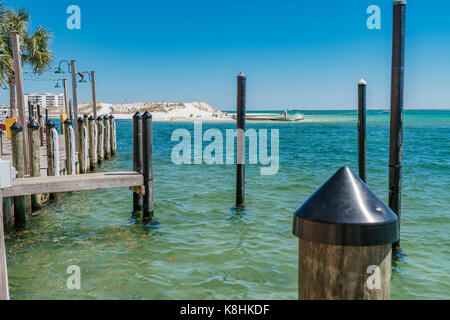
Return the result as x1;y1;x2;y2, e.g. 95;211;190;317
389;0;407;252
64;118;76;175
236;72;246;208
293;167;399;300
142;111;153;222
96;116;104;163
77;117;88;173
88;115;97;170
109;115;116;156
103;115;111;160
10;122;27;227
46;120;59;200
358;79;367;182
38;113;44;147
132;112;143;217
27;119;42;211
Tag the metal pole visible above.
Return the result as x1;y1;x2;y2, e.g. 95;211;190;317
389;0;406;252
70;60;79;152
11;31;29;175
91;71;97;119
236;72;246;208
63;78;69;116
133;112;143;217
358;79;367;183
142;111;153;222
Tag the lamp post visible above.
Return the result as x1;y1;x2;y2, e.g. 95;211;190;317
77;71;97;118
55;79;70;116
55;59;80;151
11;31;29;174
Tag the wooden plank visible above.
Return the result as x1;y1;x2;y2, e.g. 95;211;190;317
2;171;143;197
0;192;9;300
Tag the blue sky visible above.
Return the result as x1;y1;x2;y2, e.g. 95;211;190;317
3;0;450;110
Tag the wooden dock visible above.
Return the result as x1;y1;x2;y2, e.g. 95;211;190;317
1;133;66;177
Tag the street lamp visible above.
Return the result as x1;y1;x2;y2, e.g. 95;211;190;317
54;60;71;74
78;71;91;83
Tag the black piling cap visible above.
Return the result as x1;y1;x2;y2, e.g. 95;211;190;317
109;115;114;119
88;115;95;121
83;113;89;118
27;119;40;129
77;116;85;123
293;166;399;246
64;118;72;125
103;115;108;120
142;111;152;119
133;112;142;119
96;116;103;121
46;119;56;128
238;72;246;78
10;121;23;132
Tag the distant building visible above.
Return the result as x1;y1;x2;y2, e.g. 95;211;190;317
0;105;8;120
25;93;65;108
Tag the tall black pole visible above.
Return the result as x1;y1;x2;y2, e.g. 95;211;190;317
236;72;246;208
142;111;153;222
358;79;367;183
133;112;143;217
389;0;406;252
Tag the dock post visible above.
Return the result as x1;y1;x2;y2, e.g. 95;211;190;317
236;72;246;208
142;111;153;222
46;120;59;200
389;0;407;252
103;115;111;160
37;105;44;147
10;122;27;228
358;79;367;182
64;119;76;175
88;115;97;170
96;116;104;163
132;112;143;217
293;167;399;300
77;117;89;173
28;119;42;211
109;115;117;156
0;192;10;300
0;130;3;156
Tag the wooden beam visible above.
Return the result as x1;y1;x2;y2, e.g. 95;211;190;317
0;192;9;300
2;172;143;197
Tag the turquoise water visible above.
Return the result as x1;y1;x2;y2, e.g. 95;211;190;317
4;110;450;299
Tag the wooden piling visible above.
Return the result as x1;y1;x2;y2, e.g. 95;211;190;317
236;72;246;208
28;119;42;211
142;111;153;222
0;192;10;300
133;112;143;217
77;117;89;174
293;167;399;300
109;115;117;156
1;197;13;234
46;120;59;200
389;0;406;252
38;114;44;147
88;115;97;170
96;116;104;163
103;115;111;160
64;119;76;175
0;130;3;156
10;122;27;228
358;79;367;182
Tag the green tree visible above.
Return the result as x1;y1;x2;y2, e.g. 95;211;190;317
0;5;52;116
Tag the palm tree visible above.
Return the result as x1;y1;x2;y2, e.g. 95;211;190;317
0;5;52;117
